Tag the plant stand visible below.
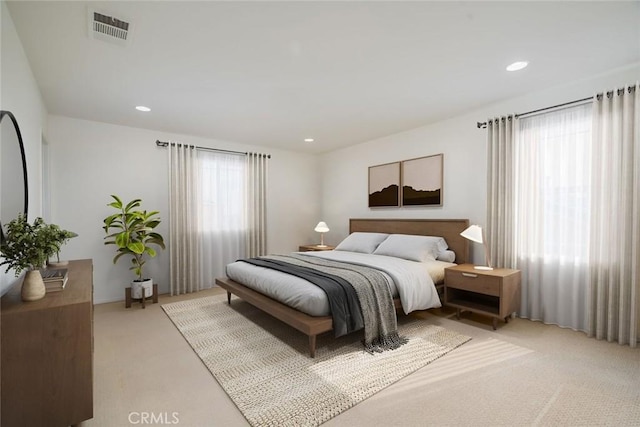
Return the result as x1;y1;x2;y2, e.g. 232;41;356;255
125;284;158;309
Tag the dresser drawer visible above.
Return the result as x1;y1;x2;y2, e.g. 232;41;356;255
445;269;500;296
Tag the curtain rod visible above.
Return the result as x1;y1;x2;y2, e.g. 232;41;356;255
476;85;637;129
476;96;591;129
155;140;271;158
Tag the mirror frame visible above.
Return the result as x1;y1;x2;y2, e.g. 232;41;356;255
0;110;29;243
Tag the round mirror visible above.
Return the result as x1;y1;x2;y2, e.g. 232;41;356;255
0;110;29;243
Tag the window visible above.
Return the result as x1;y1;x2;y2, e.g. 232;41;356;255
515;103;593;264
197;150;247;283
198;151;246;233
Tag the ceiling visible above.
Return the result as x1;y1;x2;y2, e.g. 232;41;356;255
6;1;640;154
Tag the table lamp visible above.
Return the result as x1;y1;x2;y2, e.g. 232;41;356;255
460;225;493;270
314;221;329;247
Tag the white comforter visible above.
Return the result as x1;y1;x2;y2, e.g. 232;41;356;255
225;250;453;316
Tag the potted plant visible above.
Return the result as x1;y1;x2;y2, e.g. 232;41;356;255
45;224;78;267
103;195;165;299
0;214;72;301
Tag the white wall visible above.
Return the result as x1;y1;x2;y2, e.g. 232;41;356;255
0;2;47;295
320;64;640;264
46;116;320;303
4;0;638;300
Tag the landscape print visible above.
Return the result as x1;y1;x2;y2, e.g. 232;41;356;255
401;154;443;206
368;162;400;207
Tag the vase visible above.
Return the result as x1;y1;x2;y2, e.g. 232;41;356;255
21;269;46;301
131;278;153;299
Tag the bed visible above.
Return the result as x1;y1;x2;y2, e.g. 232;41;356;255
215;218;469;357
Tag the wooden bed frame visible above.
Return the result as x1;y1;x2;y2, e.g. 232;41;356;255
215;218;469;357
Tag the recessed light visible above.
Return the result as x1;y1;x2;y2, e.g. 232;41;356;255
506;61;528;72
135;105;151;112
304;138;314;143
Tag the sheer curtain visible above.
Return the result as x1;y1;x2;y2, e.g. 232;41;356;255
198;151;247;287
168;143;201;295
589;84;639;347
515;104;593;331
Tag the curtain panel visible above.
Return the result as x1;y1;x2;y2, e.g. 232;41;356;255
246;153;268;257
168;143;202;296
486;116;517;270
514;104;593;332
198;151;247;286
588;84;639;347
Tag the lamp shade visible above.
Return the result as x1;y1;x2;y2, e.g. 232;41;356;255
460;225;483;244
314;221;329;233
460;224;493;270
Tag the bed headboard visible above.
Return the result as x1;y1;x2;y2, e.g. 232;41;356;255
349;218;470;264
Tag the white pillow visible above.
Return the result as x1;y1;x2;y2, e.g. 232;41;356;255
436;250;456;263
373;234;448;262
334;232;390;254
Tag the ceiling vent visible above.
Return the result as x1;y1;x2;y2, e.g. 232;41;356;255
88;9;133;46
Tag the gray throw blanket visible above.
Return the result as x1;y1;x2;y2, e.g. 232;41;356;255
259;254;407;353
240;257;364;337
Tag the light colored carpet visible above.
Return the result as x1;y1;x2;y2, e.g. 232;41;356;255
88;288;640;426
162;294;471;427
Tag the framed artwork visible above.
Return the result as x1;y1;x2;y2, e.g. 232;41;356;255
368;162;400;207
401;154;443;206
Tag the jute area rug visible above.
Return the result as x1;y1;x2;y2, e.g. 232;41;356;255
162;295;471;427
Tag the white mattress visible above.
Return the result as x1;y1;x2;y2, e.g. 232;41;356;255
225;251;454;317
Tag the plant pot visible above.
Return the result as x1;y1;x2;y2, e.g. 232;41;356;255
131;278;153;299
48;260;69;268
21;269;46;301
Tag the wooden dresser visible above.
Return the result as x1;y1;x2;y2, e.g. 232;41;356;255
1;259;94;426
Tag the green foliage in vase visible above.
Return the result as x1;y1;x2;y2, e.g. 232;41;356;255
103;195;166;282
0;214;75;276
43;223;78;263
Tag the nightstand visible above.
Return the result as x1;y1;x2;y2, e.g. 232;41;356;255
444;264;521;330
298;245;335;252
